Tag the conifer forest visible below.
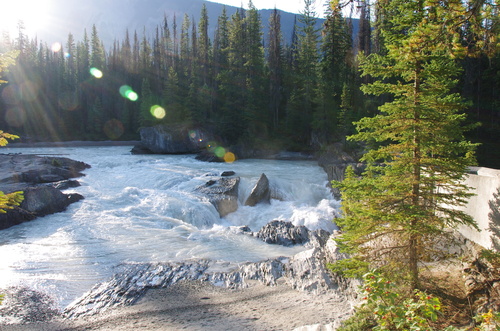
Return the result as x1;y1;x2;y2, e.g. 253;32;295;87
0;0;498;167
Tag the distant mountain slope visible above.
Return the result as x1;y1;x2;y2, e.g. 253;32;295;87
29;0;357;49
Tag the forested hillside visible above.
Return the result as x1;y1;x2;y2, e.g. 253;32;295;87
0;0;498;167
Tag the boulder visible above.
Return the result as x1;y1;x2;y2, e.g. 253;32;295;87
134;125;209;154
256;220;310;246
0;154;89;230
221;171;236;177
0;187;84;230
245;173;271;206
0;154;89;192
50;179;81;190
196;177;240;218
195;150;225;162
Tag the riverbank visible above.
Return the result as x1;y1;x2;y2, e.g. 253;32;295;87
6;140;140;148
2;280;351;330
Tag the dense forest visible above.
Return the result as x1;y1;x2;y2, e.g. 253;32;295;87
0;0;498;167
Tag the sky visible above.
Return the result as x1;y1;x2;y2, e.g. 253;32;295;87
0;0;330;39
208;0;329;16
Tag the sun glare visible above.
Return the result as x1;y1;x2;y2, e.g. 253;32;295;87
0;0;52;37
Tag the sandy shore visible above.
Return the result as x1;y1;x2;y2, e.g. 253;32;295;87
1;280;352;331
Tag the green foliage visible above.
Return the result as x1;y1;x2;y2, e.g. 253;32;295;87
333;0;479;288
0;293;4;305
473;310;500;330
478;249;500;270
339;270;442;331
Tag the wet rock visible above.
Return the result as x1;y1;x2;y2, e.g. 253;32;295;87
221;171;236;177
50;179;81;190
256;220;310;246
130;143;155;154
245;173;271;206
0;154;89;230
196;177;240;217
195;150;226;162
135;125;209;154
0;187;84;230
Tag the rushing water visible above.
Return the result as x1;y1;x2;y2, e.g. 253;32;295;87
0;146;339;308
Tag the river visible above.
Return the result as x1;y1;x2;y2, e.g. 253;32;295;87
0;145;339;309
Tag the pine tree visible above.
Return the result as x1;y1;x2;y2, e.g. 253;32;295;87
198;4;210;87
90;24;105;70
313;2;352;144
244;1;268;138
334;0;479;289
286;0;319;145
268;8;284;129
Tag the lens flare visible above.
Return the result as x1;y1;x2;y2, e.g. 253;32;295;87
103;119;125;140
119;85;139;101
90;68;103;79
19;81;39;102
224;152;236;163
59;92;79;111
5;107;27;127
1;85;20;105
51;42;62;53
214;146;226;158
150;105;166;119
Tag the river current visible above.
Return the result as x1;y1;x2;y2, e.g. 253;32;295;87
0;146;339;308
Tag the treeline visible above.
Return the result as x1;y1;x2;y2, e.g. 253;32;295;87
0;0;498;165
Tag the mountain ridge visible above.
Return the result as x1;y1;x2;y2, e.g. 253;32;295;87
18;0;356;49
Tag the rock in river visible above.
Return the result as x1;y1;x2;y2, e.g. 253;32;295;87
0;154;90;230
196;177;240;218
244;173;271;206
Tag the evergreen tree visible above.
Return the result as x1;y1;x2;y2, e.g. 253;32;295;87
268;8;284;129
286;0;319;145
139;78;155;127
244;1;268;138
90;25;105;69
198;4;210;87
334;0;478;289
313;2;352;144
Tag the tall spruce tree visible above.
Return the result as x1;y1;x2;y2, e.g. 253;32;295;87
268;8;284;130
334;0;479;289
286;0;319;145
244;1;268;137
313;2;351;144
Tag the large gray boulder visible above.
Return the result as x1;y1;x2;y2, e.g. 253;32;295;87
245;173;271;206
254;220;330;247
256;220;310;246
0;186;84;230
0;154;89;230
134;125;209;154
196;177;240;218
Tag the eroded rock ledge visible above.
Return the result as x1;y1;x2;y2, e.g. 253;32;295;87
0;154;90;230
63;225;358;319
